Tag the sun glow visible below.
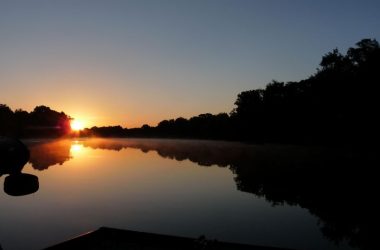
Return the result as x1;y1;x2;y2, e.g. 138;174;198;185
70;141;85;157
71;119;84;131
70;143;83;153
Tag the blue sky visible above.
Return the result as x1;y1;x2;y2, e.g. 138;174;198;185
1;0;379;127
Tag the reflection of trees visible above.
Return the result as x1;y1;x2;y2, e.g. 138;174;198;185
81;139;247;167
27;140;72;170
230;147;377;249
81;139;377;249
26;138;376;249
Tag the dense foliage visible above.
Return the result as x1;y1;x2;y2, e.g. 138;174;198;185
230;38;380;143
0;105;71;137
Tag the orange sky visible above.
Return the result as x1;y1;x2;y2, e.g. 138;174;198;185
2;70;233;128
1;1;379;128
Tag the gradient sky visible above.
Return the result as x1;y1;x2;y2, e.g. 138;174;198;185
1;0;380;127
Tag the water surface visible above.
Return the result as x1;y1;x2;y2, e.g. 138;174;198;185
1;138;372;250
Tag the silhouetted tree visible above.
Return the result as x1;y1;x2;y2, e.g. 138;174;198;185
347;39;379;66
227;38;380;143
0;104;15;136
0;104;71;137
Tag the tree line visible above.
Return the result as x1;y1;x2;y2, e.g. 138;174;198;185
0;105;71;137
82;38;380;144
228;38;380;143
2;38;379;143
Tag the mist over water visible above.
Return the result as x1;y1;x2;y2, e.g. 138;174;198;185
1;138;370;250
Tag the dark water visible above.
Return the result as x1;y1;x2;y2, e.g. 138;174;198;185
1;138;375;250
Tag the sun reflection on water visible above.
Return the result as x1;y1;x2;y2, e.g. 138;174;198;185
70;142;84;155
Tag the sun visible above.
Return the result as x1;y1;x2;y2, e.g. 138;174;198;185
71;119;84;131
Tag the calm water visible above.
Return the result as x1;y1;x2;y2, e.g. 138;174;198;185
0;138;367;250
